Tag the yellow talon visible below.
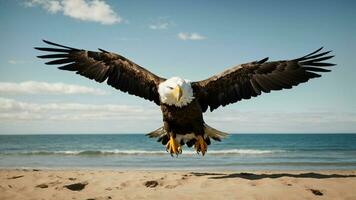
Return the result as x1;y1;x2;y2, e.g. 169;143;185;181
194;135;207;156
166;135;181;156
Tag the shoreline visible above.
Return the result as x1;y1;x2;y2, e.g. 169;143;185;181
1;169;356;200
2;167;356;172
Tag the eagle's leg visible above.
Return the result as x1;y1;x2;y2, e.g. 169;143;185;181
166;135;182;156
194;135;207;156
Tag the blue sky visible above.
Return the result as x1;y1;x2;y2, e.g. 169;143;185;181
0;0;355;134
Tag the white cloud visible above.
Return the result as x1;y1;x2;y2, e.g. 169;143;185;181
8;59;31;65
0;98;159;121
25;0;122;25
24;0;61;13
178;32;206;40
0;81;107;95
149;22;170;30
148;17;173;30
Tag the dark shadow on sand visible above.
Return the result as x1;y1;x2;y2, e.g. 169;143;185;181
190;172;356;180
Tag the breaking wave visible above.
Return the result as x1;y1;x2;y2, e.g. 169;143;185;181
1;149;285;156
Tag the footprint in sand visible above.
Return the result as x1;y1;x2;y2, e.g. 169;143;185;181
7;175;24;179
64;182;88;191
36;183;49;188
308;189;323;196
144;180;159;188
86;196;112;200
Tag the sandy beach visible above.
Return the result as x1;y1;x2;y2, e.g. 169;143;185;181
0;169;355;200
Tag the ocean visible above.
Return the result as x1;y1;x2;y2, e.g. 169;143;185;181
0;134;355;170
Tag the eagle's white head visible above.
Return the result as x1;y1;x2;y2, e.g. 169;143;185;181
158;77;194;107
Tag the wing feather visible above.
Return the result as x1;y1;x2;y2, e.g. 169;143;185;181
36;40;165;105
192;48;335;112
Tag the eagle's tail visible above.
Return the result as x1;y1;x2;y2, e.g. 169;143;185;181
203;123;229;142
146;127;170;145
146;124;229;143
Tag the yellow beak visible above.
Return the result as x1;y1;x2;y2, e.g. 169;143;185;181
172;86;183;102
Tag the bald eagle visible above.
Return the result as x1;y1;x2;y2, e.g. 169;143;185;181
35;40;335;156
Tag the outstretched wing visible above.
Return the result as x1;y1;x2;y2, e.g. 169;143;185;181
192;48;335;112
35;40;165;105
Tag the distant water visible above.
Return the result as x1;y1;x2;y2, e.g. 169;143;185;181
0;134;355;170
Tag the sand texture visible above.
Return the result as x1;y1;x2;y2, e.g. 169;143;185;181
1;169;356;200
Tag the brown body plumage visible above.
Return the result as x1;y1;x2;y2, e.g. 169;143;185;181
160;99;206;147
35;40;335;156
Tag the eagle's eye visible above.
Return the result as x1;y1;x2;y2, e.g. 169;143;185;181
167;86;174;90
